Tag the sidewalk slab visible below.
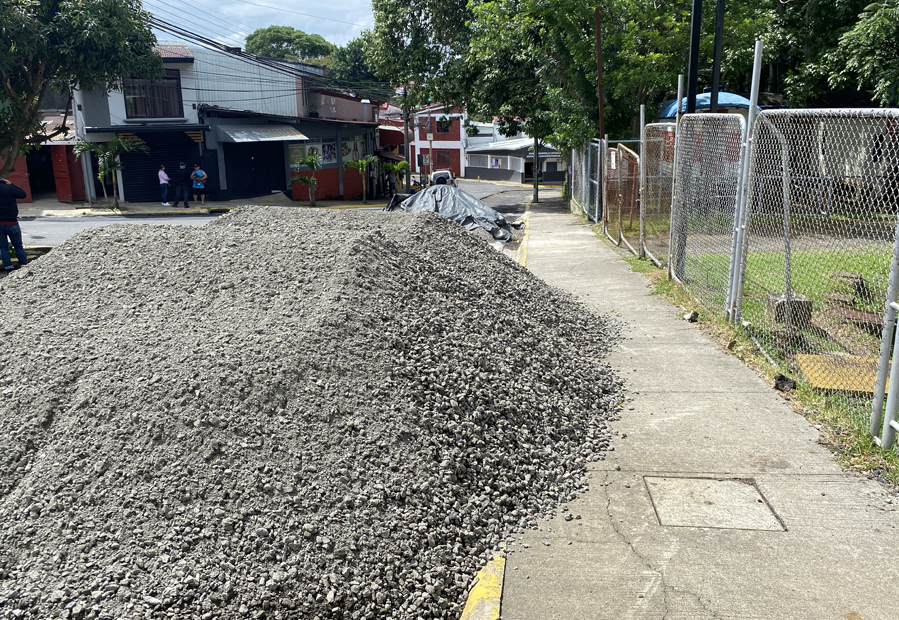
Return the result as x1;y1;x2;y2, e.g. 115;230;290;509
501;198;899;620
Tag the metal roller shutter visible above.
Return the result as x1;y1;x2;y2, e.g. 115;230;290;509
119;132;201;203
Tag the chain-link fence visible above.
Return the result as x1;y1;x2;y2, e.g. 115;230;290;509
736;110;899;428
570;145;589;217
669;114;746;312
642;123;677;266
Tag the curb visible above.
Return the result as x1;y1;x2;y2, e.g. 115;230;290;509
460;556;505;620
516;211;531;267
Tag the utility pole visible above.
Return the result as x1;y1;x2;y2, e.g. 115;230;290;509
595;7;604;218
427;102;434;180
710;0;725;113
686;0;703;113
403;87;411;190
533;136;539;203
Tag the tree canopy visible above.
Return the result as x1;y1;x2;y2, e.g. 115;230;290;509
244;26;337;63
370;0;899;149
0;0;161;176
330;37;379;85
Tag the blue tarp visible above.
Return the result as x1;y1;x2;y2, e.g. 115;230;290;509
658;92;760;119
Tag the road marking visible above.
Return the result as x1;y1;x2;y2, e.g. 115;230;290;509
516;211;531;267
460;556;505;620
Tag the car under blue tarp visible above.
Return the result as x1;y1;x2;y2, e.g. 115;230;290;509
658;92;761;119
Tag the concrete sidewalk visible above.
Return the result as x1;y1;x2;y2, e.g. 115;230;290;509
502;197;899;619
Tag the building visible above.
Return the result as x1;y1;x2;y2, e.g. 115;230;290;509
72;43;380;203
465;137;564;184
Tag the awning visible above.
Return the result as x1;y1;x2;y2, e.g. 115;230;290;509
378;150;406;162
217;124;308;143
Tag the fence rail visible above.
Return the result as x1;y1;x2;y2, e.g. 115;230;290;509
570;106;899;452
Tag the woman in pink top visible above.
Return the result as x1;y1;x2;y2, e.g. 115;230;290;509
158;164;171;206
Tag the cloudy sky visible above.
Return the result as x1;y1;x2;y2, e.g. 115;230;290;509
145;0;375;48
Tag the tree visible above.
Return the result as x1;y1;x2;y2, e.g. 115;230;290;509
368;0;473;108
330;37;379;83
0;0;161;177
291;151;323;206
74;137;150;209
344;155;379;204
829;0;899;105
384;161;410;190
245;26;337;62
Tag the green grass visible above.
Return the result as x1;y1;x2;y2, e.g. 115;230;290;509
621;252;899;488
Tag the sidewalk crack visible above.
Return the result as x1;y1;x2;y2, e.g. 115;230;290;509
600;471;722;619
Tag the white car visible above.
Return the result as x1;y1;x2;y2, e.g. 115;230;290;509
429;170;456;187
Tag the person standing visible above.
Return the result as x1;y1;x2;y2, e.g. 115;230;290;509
0;177;28;275
191;163;208;206
386;168;396;196
158;164;171;206
171;162;191;208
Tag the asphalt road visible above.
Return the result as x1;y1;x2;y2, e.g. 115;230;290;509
18;215;218;247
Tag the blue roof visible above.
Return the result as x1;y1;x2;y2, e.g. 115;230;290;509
659;92;760;119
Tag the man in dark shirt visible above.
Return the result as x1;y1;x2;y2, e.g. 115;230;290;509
0;177;28;274
170;162;192;208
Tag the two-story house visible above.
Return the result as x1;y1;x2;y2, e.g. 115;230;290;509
73;43;380;203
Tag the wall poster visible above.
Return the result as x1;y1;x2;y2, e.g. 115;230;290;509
341;135;366;162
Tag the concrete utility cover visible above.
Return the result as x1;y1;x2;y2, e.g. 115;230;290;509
644;476;785;531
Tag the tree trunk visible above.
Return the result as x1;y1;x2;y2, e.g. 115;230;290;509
362;173;368;205
100;175;109;205
310;175;317;207
0;134;23;178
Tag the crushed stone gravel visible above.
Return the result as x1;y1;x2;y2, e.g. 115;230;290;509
0;207;622;620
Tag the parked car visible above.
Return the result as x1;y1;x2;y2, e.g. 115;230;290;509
429;169;456;187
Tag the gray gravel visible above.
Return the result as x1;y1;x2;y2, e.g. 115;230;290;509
0;207;622;620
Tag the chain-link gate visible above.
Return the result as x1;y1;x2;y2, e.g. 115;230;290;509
570;145;588;216
734;109;899;433
603;143;639;248
641;123;677;266
669;114;746;312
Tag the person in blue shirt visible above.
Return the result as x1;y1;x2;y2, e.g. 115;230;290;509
191;164;208;206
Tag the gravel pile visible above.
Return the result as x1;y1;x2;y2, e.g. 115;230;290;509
0;207;621;620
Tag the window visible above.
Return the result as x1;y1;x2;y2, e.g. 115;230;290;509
436;118;452;133
435;150;451;166
468;154;488;168
123;69;183;118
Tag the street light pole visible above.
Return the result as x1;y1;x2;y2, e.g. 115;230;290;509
403;87;411;190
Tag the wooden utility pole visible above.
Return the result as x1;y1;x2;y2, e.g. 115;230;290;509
533;136;539;203
595;7;604;218
403;87;411;190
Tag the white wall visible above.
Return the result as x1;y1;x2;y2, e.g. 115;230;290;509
107;61;199;125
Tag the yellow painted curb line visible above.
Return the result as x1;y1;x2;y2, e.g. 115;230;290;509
460;556;505;620
516;211;531;267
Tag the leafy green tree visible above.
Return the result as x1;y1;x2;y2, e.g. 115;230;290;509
331;37;378;83
245;26;337;62
829;1;899;105
290;151;323;206
344;155;379;204
0;0;161;177
368;0;473;107
74;137;150;209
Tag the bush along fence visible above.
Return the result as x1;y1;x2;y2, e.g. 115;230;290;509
570;106;899;453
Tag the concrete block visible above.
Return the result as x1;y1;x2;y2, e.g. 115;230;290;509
765;292;813;325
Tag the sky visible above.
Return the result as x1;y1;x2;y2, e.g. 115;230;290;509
145;0;375;49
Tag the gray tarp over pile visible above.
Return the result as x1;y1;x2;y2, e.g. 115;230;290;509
391;186;513;241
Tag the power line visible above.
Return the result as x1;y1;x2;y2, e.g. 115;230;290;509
200;0;371;28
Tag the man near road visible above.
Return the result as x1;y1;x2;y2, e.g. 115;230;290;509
191;163;207;206
171;162;191;208
0;177;28;274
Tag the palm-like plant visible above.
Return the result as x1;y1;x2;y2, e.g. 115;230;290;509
344;154;378;204
385;161;410;191
73;137;150;209
290;151;323;206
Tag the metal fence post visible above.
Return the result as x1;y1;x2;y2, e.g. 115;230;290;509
728;40;763;323
639;104;646;259
872;221;899;443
